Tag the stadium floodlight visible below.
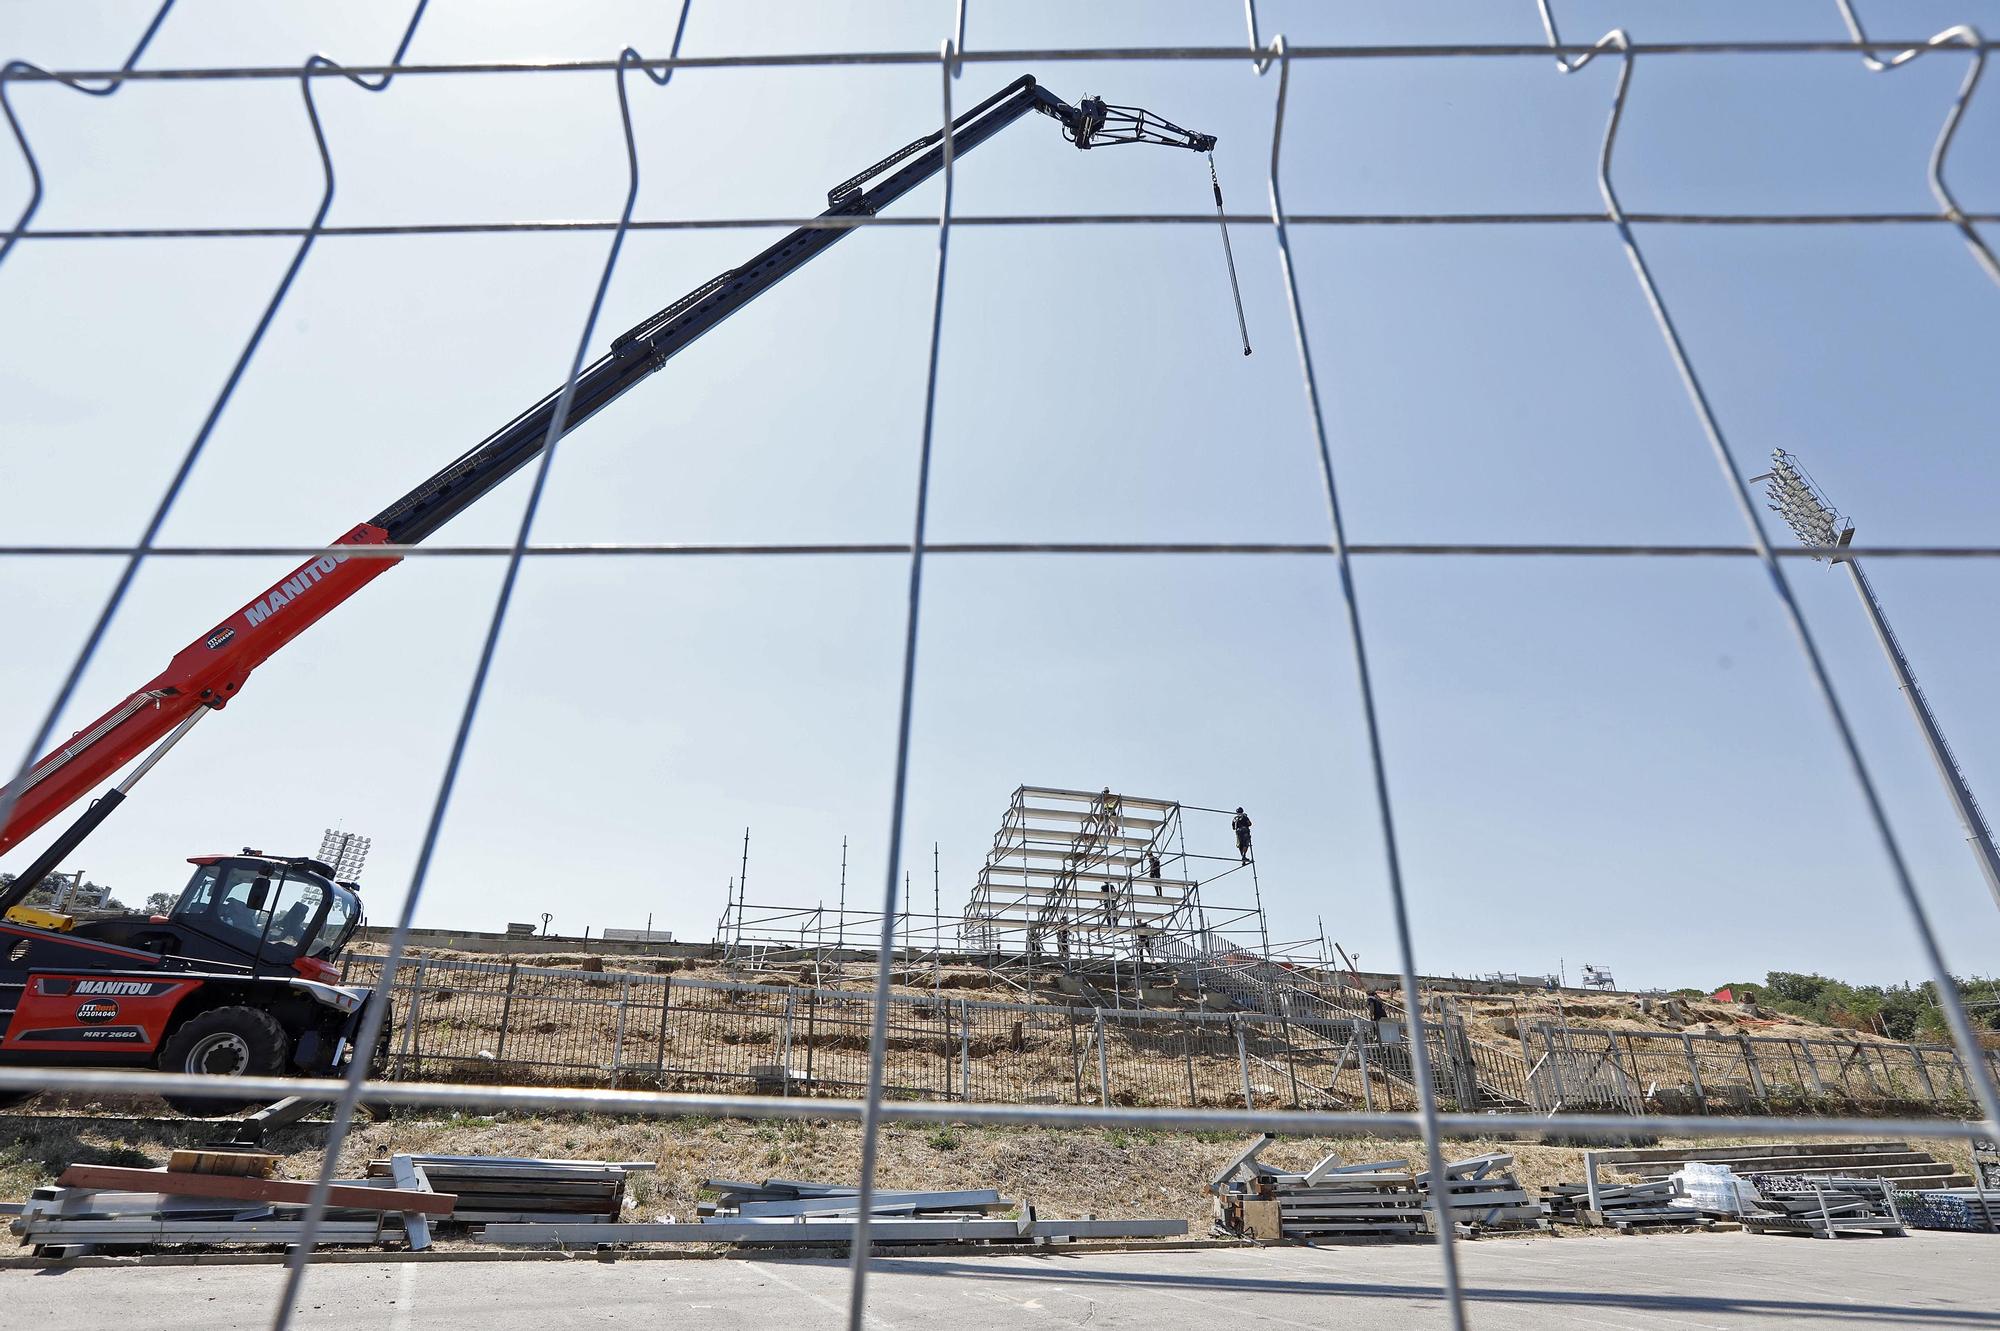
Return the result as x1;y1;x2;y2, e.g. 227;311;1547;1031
1751;448;2000;914
1751;449;1854;558
317;828;372;881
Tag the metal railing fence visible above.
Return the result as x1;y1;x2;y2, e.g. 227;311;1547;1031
337;954;1998;1118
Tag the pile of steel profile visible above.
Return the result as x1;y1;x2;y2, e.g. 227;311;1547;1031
1211;1136;1431;1241
1740;1174;1906;1238
1415;1153;1547;1234
1542;1179;1704;1232
483;1174;1185;1249
10;1151;456;1255
8;1151;653;1255
1221;1146;1545;1241
365;1154;641;1225
1892;1188;2000;1234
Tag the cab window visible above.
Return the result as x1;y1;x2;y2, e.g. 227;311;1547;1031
171;864;270;939
174;864;223;915
170;864;285;953
214;870;275;940
307;890;357;961
262;878;326;955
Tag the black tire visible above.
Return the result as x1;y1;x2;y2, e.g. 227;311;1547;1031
157;1005;290;1116
0;1091;39;1112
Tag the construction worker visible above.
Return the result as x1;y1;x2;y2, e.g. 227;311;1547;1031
1366;990;1388;1023
1147;852;1163;895
1232;807;1253;864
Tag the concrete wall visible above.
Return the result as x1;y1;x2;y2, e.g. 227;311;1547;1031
352;925;721;960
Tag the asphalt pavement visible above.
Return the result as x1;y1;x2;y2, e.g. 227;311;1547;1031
4;1230;1995;1329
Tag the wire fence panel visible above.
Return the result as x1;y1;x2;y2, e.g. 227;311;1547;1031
335;955;1989;1119
9;11;2000;1331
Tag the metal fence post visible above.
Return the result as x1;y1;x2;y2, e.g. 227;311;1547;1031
1070;1009;1083;1104
1868;1043;1895;1102
1854;1044;1885;1097
1944;1045;1970;1097
1681;1032;1706;1111
1740;1035;1767;1101
1357;1032;1374;1113
654;974;671;1077
395;958;429;1080
1184;1021;1198;1107
1621;1033;1644;1095
1906;1044;1938;1102
958;999;972;1102
779;992;794;1096
1798;1038;1826;1095
1236;1021;1253;1109
494;962;518;1062
1281;1018;1302;1108
1542;1025;1568;1108
610;976;630;1081
804;995;816;1092
1094;1011;1111;1106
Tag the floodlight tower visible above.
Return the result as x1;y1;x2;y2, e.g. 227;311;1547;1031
1752;449;2000;914
317;827;372;882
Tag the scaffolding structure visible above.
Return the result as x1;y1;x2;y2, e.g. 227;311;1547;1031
713;831;958;990
960;785;1273;1000
713;881;959;988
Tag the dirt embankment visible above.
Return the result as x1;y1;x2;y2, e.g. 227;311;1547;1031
1446;991;1940;1048
364;946;1936;1051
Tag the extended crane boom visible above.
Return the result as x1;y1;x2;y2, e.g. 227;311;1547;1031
0;76;1216;899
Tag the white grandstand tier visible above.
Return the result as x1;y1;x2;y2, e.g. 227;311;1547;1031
962;785;1212;957
972;878;1199;900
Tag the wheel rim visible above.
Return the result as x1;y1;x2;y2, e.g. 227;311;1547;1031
183;1030;252;1078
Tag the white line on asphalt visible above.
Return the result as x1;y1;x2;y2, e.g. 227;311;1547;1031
391;1260;417;1331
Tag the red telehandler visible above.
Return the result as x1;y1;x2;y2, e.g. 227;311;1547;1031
0;77;1219;1110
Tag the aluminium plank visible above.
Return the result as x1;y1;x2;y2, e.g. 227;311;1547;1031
730;1189;1006;1218
373;1155;654;1170
56;1165;455;1217
485;1219;1023;1245
484;1217;1184;1246
390;1155;433;1252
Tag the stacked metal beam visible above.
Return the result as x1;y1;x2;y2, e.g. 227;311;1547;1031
1542;1179;1702;1231
1211;1136;1427;1240
486;1174;1185;1248
9;1158;433;1254
365;1154;638;1224
1414;1153;1547;1233
1740;1174;1905;1238
8;1153;648;1255
700;1178;1010;1222
1273;1160;1428;1238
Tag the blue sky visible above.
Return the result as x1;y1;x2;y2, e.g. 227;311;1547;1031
3;1;1998;991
